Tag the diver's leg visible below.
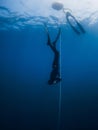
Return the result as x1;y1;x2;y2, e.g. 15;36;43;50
43;23;52;45
47;33;51;45
48;43;58;54
52;28;61;47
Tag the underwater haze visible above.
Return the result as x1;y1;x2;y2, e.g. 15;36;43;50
0;0;98;130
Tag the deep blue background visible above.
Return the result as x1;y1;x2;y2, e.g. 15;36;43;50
0;24;98;130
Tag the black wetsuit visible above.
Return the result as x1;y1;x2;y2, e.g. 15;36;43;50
45;25;61;85
66;12;86;35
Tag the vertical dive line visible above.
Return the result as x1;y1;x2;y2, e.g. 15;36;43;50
57;31;62;130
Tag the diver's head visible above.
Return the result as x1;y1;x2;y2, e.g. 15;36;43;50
48;78;62;85
48;80;54;85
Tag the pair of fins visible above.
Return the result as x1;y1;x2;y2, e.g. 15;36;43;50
66;12;86;35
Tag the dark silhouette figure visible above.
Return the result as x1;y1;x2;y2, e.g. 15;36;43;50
44;24;62;85
66;12;86;35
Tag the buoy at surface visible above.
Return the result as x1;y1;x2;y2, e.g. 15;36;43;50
52;1;64;11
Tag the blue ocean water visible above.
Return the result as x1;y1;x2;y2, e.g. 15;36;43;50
1;1;98;130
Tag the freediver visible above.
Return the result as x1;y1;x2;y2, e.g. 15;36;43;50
44;24;62;85
66;11;86;35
